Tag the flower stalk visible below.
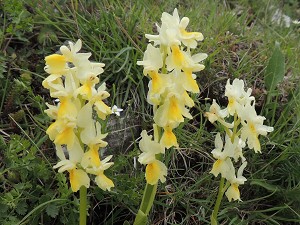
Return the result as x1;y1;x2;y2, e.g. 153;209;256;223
79;186;87;225
211;177;225;225
43;39;115;224
134;8;207;224
205;79;274;224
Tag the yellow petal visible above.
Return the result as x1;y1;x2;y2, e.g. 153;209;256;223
171;45;186;68
210;159;222;177
168;96;183;122
161;126;178;149
95;173;114;191
227;97;236;115
81;146;101;168
69;168;90;192
46;121;60;141
183;69;199;93
225;183;240;202
76;83;93;99
57;97;78;119
148;70;163;94
94;101;112;120
54;127;75;148
146;162;160;185
45;54;67;74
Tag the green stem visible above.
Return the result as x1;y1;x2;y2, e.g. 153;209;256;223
79;186;87;225
133;125;162;225
141;182;158;214
133;172;159;225
211;177;225;225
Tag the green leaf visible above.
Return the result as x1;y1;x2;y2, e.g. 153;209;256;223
265;42;285;92
133;210;147;225
15;201;28;216
46;203;59;218
123;220;131;225
250;179;280;192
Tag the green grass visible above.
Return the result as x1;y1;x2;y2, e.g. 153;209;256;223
0;0;299;224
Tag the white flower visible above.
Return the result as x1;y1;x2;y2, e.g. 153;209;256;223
85;155;115;191
225;79;254;116
138;130;165;165
136;44;163;75
292;19;300;25
225;161;247;202
210;133;236;181
145;8;204;48
111;105;123;116
205;99;233;128
240;103;274;153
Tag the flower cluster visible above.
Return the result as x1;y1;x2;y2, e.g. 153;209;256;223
137;9;207;185
43;39;114;192
205;79;274;201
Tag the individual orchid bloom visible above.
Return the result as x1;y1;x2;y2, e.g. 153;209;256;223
165;49;206;93
46;118;77;148
165;45;187;71
42;74;64;95
75;73;99;100
232;137;246;163
161;8;180;30
44;54;68;75
54;160;90;192
210;133;237;181
177;69;199;93
211;157;235;182
145;8;204;49
145;9;181;47
95;172;114;191
232;142;246;161
147;71;170;105
166;46;206;73
111;105;123;116
59;39;91;68
59;40;106;81
178;17;204;48
225;79;255;116
93;98;111;120
81;141;105;169
240;103;274;153
138;130;165;165
57;96;79;120
138;130;167;184
89;62;105;77
77;103;108;146
145;159;168;185
183;52;207;72
136;44;163;75
90;84;112;120
78;114;107;171
154;93;192;128
73;60;105;81
54;140;89;192
85;155;114;191
148;71;168;94
160;123;179;149
204;99;233;128
46;72;79;99
225;161;247;202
